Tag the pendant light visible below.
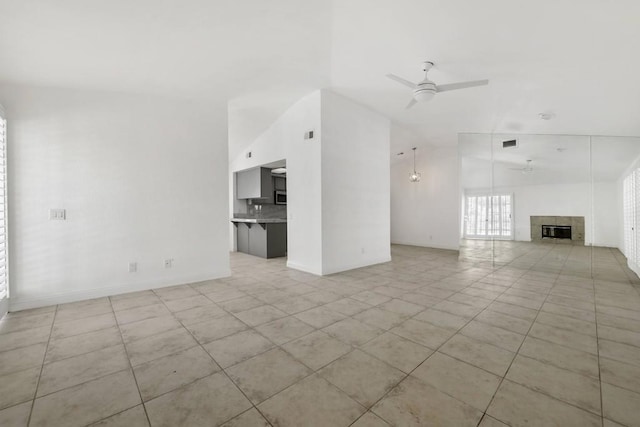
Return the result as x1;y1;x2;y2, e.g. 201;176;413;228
409;147;421;182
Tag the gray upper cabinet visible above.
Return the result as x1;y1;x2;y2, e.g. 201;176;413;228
273;175;286;191
236;167;273;199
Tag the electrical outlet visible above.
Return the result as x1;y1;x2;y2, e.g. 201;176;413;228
164;259;173;268
128;262;137;273
49;209;66;220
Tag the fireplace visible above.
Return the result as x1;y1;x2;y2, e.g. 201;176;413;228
542;225;572;240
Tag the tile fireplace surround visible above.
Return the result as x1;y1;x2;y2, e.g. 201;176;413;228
530;216;585;245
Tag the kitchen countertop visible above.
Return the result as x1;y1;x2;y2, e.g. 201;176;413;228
231;218;287;224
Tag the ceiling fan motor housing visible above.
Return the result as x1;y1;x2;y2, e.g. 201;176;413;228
413;81;436;102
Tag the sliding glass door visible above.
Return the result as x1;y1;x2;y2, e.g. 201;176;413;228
464;194;513;239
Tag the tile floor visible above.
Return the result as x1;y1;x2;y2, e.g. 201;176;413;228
1;244;640;426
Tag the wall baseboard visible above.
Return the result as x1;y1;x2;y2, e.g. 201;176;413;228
391;240;460;251
321;256;392;275
286;261;322;276
0;298;8;319
8;269;231;312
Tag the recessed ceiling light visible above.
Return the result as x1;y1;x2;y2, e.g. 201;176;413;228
539;112;555;120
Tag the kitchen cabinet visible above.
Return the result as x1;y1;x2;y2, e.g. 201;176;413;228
273;175;286;191
236;167;273;199
232;219;287;258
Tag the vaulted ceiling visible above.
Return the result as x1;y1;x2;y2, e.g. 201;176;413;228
1;0;639;159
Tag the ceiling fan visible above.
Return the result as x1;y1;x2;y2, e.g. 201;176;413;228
386;61;489;109
509;159;534;174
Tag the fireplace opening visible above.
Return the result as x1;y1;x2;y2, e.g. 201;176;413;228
542;225;572;240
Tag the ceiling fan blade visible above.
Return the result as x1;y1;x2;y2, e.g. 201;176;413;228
436;79;489;93
405;98;417;109
386;74;417;89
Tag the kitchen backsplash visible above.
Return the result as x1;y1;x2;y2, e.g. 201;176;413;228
236;202;287;219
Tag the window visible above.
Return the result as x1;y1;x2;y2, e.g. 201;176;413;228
0;110;6;300
464;194;513;239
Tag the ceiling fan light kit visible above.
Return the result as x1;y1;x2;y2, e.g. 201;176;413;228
387;60;489;109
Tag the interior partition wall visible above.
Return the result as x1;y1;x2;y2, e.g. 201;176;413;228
458;133;640;281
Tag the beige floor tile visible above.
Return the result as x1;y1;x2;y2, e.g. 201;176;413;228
487;379;600;427
597;305;640;321
440;334;515;376
220;408;270;427
0;325;50;352
205;289;248;303
144;372;252;427
536;311;597;336
0;342;47;377
234;305;288;327
31;370;141;427
255;316;315;345
163;295;214;313
52;312;116;339
55;302;112;323
351;411;391;427
412;352;501;411
45;326;122;363
154;285;200;301
184;314;248;344
478;415;510;427
602;382;640;427
226;348;312;403
218;296;264;313
600;356;640;394
519;336;599;378
461;320;525;352
528;322;598;354
378;299;424;317
506;354;601;414
396;292;442;307
281;330;352;370
487;301;538;321
119;315;182;344
598;313;640;333
599;339;640;368
448;293;493;309
258;374;365;427
599;324;640;347
204;329;275;368
432;300;483;318
360;332;433;373
91;405;149;427
541;301;597;322
172;304;226;326
110;294;161;311
372;376;483;427
324;298;372;316
125;328;198;366
474;310;532;335
319;350;404;408
133;346;219;401
0;401;32;427
0;367;40;410
354;307;405;330
38;344;130;396
0;312;55;334
271;295;320;315
390;318;454;349
114;303;171;325
323;318;384;346
294;306;347;328
412;308;469;331
351;291;392;306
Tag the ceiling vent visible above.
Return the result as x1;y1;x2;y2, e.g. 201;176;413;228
502;139;518;149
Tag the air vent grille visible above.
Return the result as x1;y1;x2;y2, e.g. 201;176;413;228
503;139;518;149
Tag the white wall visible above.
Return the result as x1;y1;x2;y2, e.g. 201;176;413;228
1;84;230;310
230;91;323;274
320;91;390;274
390;146;460;250
229;90;391;275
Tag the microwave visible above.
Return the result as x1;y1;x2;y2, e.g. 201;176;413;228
275;191;287;205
